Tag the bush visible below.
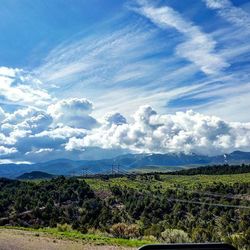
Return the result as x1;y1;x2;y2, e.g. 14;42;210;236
57;223;72;232
144;224;163;238
142;235;157;241
110;223;140;239
191;227;211;242
126;224;141;238
225;230;250;250
161;229;191;243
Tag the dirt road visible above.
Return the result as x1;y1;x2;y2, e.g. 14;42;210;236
0;229;136;250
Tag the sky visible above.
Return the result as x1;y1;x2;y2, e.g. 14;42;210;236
0;0;250;163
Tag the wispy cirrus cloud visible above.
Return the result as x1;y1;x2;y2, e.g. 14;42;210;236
32;2;250;122
36;24;165;89
132;0;229;75
203;0;250;30
34;20;203;117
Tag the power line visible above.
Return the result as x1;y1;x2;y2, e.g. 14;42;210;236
165;197;250;210
167;186;250;201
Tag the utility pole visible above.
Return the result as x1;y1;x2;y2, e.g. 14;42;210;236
82;167;89;178
224;154;228;165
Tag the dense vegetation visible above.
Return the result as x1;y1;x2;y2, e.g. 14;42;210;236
168;164;250;175
0;168;250;249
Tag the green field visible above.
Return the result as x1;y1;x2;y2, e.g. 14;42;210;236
84;172;250;192
0;226;155;248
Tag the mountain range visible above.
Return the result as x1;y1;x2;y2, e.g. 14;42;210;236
1;150;250;179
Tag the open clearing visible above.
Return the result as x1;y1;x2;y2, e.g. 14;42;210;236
0;229;136;250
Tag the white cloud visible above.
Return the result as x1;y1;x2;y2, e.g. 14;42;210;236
104;112;127;126
66;105;250;156
3;107;36;125
1;108;52;135
33;125;86;140
47;98;98;129
0;107;6;122
0;159;32;164
204;0;231;9
204;0;250;30
1;99;250;161
0;67;16;77
0;145;17;155
25;148;54;155
36;25;161;89
10;124;87;161
34;20;200;119
134;1;229;74
0;66;52;108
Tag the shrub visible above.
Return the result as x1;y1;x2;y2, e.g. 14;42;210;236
191;227;211;242
161;229;191;243
78;226;88;234
142;235;157;241
110;223;140;239
57;223;72;232
126;224;141;238
225;230;250;250
144;224;163;238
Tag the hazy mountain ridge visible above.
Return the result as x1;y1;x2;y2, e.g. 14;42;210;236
17;171;55;180
1;151;250;178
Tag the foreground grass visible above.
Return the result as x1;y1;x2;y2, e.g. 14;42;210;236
1;226;156;247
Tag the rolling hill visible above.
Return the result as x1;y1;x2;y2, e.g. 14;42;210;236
17;171;55;180
0;150;250;178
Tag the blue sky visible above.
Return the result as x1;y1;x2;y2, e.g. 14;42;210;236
0;0;250;162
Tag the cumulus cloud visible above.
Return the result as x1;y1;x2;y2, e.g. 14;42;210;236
0;97;94;161
134;1;229;74
0;107;6;122
1;108;52;135
104;112;127;126
66;105;250;156
48;98;98;129
1;97;250;162
0;145;17;155
3;108;36;125
0;66;51;107
0;102;85;161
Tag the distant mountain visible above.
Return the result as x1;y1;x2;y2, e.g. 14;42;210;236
17;171;55;180
1;151;250;178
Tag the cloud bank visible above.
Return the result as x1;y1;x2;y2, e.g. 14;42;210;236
66;105;250;156
1;93;250;162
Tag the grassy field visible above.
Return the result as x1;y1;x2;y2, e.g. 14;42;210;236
0;226;155;248
84;172;250;192
0;227;141;250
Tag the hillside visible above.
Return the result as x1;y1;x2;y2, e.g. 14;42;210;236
17;171;55;180
0;170;249;249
